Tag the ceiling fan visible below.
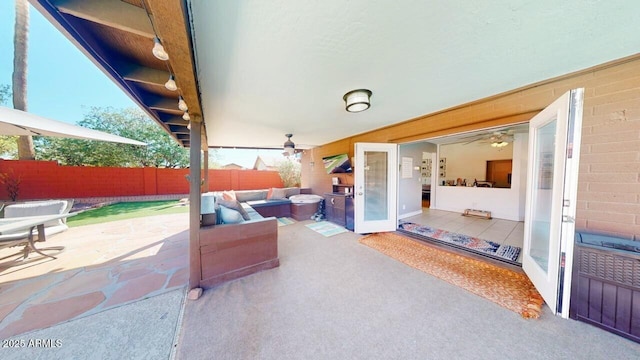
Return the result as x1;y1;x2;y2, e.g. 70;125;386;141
282;134;310;156
460;127;524;146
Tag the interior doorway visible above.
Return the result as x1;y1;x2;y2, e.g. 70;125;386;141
398;124;528;265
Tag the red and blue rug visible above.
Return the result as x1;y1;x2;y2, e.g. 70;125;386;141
398;222;521;262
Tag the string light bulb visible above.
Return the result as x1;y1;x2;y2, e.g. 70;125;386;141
178;96;188;111
182;111;190;121
164;74;177;91
152;36;169;61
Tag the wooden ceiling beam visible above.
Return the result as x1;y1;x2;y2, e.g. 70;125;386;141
169;125;190;134
53;0;155;38
147;95;181;114
142;0;205;150
161;116;187;126
121;63;171;87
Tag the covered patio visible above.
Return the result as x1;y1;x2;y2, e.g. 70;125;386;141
2;217;638;358
15;0;640;355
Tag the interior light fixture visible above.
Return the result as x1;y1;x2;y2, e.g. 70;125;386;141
152;36;169;61
491;141;509;148
164;74;177;91
182;111;190;121
178;96;188;111
343;89;372;112
283;134;295;155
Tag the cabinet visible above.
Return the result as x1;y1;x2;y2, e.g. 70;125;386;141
324;193;354;231
332;184;354;194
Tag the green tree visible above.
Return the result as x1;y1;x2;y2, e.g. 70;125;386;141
0;84;18;159
277;157;301;187
0;84;10;104
36;107;190;168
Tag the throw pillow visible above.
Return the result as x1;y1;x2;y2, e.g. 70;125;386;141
222;190;236;201
219;205;245;224
216;198;251;221
268;187;288;200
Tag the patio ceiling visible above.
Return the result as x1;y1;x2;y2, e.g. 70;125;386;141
30;1;640;150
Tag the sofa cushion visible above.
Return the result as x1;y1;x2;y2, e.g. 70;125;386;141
219;206;245;224
201;193;217;214
235;190;268;202
267;188;288;200
216;198;251;221
241;203;264;221
284;187;301;198
246;199;292;208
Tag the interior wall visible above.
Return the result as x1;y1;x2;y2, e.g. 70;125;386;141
301;139;354;195
398;142;430;218
302;55;640;240
433;133;528;221
439;141;514;185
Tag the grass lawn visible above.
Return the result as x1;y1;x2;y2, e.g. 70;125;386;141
67;200;189;227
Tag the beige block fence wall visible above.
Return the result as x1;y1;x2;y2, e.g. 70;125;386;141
302;55;640;241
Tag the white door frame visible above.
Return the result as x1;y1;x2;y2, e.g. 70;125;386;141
522;88;584;318
354;142;398;233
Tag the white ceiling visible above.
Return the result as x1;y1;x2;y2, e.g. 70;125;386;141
190;0;639;150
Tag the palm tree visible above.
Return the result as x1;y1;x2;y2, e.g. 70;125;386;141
13;0;35;160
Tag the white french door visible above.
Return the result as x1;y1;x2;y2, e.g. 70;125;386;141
523;88;584;318
354;143;398;233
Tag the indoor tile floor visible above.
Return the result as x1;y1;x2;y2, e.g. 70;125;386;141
401;208;524;263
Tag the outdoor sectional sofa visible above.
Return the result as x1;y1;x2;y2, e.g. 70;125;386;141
197;187;312;288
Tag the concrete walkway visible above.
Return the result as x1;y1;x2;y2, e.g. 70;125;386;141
0;288;185;360
0;213;189;339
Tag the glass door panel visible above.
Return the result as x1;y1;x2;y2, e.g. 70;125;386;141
354;143;397;233
529;120;556;273
364;151;388;221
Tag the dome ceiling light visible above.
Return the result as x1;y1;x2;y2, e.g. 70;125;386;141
343;89;372;113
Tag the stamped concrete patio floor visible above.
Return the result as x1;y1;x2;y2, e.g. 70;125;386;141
0;212;188;338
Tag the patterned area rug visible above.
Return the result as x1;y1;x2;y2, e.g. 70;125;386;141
360;232;543;318
305;221;348;237
398;222;521;262
277;217;296;226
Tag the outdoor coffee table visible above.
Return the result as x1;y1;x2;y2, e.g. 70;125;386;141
0;213;76;260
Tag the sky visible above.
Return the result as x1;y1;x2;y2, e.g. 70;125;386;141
0;2;283;168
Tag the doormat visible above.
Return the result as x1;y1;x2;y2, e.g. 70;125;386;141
277;217;296;226
398;222;521;262
305;221;348;237
360;232;543;318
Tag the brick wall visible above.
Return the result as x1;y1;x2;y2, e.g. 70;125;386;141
0;160;284;201
303;55;640;240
